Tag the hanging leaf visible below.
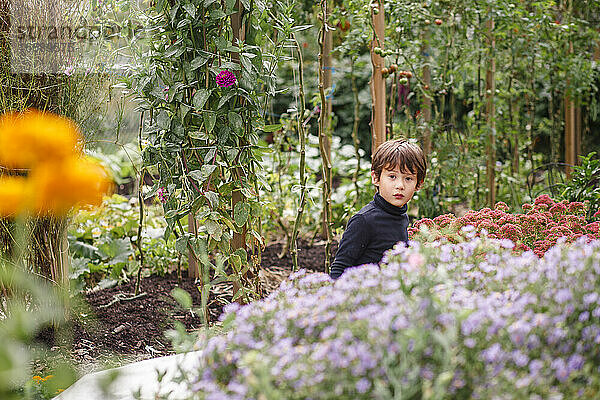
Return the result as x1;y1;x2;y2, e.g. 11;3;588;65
204;147;217;163
205;219;222;240
204;191;219;208
234;201;250;226
260;123;282;132
188;164;218;184
193;89;211;110
204;111;216;132
228;111;243;132
217;92;236;109
190;55;208;70
181;3;195;18
175;235;189;255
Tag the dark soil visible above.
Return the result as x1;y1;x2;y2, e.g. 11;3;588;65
58;239;337;372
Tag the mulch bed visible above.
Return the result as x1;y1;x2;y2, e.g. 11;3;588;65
51;239;337;372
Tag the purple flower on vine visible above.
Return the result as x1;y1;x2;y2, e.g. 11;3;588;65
157;187;167;203
216;70;237;88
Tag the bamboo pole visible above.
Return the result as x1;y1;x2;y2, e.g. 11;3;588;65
318;0;333;274
369;0;386;157
485;12;496;207
320;0;333;239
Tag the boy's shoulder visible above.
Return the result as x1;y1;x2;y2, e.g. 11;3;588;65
354;200;377;217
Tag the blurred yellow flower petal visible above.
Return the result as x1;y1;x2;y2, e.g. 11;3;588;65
0;110;82;169
0;176;29;216
29;157;113;215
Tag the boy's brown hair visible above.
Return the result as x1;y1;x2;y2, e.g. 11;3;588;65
371;139;427;185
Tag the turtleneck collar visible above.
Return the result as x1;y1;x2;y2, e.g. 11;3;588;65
373;192;408;216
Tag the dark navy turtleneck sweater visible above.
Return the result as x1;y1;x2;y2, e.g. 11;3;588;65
330;192;409;279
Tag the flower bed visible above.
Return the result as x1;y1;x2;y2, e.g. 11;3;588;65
181;236;600;399
409;195;600;257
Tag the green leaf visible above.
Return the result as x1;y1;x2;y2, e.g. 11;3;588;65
217;92;236;109
204;191;219;208
234;247;248;264
205;219;222;240
260;123;282;132
181;3;195;18
204;147;217;163
233;201;250;226
171;287;193;309
193;89;211;110
228;111;243;132
204;112;216;133
97;238;133;265
230;254;241;270
188;164;218;184
69;240;102;261
176;18;191;29
240;54;253;72
209;9;226;20
224;0;236;12
190;55;208;70
175;235;189;254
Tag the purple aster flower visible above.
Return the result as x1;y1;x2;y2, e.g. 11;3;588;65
481;343;504;364
529;359;544;376
555;288;572;304
583;292;598;305
356;378;370;393
216;70;237;87
567;354;584;372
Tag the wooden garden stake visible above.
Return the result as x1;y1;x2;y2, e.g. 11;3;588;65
320;2;333;239
318;0;333;274
370;0;386;157
485;11;496;207
230;0;252;302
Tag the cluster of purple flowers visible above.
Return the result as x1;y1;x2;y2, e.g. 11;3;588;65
180;235;600;398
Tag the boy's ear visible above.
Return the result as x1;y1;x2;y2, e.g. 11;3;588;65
416;180;423;190
371;171;379;186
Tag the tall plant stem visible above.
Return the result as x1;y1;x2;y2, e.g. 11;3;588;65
350;58;361;207
135;111;146;295
290;35;308;272
318;0;333;274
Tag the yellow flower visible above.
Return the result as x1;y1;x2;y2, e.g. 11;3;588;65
29;157;113;216
0;110;82;169
0;176;29;216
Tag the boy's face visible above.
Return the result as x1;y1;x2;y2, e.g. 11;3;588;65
371;167;420;208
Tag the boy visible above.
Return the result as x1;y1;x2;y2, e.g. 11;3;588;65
330;139;427;279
